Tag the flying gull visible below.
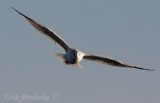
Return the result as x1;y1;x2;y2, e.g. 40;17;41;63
11;6;154;71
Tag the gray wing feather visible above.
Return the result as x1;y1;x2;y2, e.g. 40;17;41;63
11;6;70;52
83;55;154;71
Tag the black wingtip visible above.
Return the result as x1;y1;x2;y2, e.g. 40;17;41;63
133;66;155;71
10;6;16;11
10;6;20;14
10;6;33;22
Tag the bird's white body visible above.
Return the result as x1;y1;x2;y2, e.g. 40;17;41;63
11;6;154;71
55;49;84;68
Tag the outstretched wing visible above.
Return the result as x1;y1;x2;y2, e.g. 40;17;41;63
83;55;154;71
11;6;70;52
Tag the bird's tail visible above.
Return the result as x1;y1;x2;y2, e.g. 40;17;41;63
54;53;83;69
72;63;83;69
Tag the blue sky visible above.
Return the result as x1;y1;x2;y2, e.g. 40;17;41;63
0;0;160;103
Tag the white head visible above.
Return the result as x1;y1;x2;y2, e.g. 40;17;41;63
76;50;85;63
